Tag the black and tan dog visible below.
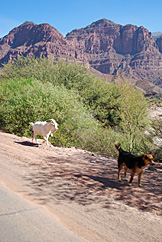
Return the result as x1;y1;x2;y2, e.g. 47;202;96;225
115;142;154;186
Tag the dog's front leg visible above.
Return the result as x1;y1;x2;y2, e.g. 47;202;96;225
129;170;135;185
138;171;143;187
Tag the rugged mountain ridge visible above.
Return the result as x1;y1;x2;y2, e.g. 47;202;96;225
0;21;85;64
66;19;162;90
0;19;162;95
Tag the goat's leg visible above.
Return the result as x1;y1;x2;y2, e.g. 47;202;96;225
43;136;49;145
35;136;38;143
32;132;37;143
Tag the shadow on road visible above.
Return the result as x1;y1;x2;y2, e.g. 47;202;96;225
23;153;162;215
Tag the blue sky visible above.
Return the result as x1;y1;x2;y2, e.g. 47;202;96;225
0;0;162;38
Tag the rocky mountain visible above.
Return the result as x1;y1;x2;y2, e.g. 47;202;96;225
0;21;85;64
66;19;162;92
0;19;162;96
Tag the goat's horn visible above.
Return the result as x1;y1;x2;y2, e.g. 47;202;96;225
46;119;55;123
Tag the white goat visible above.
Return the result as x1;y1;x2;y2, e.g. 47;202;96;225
30;119;58;145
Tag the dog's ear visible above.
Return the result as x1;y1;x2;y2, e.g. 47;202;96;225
142;154;148;160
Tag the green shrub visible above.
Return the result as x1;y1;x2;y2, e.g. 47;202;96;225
116;81;152;154
0;77;118;156
1;57;121;126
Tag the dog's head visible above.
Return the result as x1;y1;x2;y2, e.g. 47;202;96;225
142;154;155;165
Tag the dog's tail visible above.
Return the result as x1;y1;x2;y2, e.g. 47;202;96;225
115;141;121;152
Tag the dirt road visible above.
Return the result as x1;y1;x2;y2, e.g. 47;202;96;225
0;130;162;241
0;181;87;242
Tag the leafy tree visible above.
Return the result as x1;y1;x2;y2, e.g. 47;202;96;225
79;78;121;126
116;81;151;154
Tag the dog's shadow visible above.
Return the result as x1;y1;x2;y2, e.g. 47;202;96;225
75;174;125;189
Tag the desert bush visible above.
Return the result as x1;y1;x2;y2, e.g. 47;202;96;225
1;56;57;83
116;81;152;154
79;78;121;126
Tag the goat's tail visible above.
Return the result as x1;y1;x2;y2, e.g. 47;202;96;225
29;122;34;127
115;141;121;152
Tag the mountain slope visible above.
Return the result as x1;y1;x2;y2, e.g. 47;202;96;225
0;21;84;64
66;19;162;90
0;19;162;95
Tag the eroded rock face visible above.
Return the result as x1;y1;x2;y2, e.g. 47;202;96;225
67;19;156;55
0;19;162;93
0;21;85;64
66;19;162;86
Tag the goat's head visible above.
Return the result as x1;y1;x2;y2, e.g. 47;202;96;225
46;119;58;133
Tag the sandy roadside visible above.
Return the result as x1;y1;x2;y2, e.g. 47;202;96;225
0;130;162;242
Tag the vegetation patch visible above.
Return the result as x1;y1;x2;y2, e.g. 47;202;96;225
0;56;161;159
